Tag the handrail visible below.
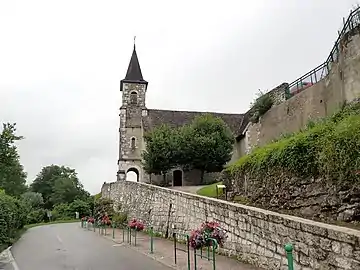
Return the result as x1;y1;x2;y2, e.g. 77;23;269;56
286;7;360;99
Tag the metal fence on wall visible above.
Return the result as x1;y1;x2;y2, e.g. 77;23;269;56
286;6;360;99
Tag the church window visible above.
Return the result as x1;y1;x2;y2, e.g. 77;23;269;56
131;137;136;149
130;91;137;104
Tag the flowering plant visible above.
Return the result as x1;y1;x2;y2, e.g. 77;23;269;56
87;217;95;224
128;218;145;231
189;221;227;249
100;215;111;226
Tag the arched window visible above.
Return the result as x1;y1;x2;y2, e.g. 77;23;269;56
131;137;136;149
130;91;137;105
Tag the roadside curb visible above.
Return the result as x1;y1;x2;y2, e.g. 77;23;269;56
0;246;20;270
107;236;177;269
80;226;178;269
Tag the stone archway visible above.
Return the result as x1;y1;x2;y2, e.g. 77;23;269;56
126;167;140;182
173;170;183;186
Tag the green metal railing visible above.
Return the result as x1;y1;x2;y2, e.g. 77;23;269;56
193;238;218;270
286;6;360;99
285;243;294;270
173;232;218;270
173;232;191;270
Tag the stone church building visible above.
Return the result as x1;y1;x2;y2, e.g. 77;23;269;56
117;44;250;186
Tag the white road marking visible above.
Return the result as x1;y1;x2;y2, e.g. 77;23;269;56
56;235;63;244
112;244;124;247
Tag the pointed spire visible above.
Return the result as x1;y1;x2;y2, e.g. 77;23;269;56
120;39;148;91
123;39;145;81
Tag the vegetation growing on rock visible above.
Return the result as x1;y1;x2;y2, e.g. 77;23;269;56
249;91;274;123
226;102;360;222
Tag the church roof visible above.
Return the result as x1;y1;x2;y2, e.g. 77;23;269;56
142;109;244;136
121;45;148;86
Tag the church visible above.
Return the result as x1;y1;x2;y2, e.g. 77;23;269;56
116;44;250;186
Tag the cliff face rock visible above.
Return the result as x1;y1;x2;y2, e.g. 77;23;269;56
229;171;360;223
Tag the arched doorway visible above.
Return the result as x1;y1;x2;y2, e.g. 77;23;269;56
126;168;139;182
173;170;183;186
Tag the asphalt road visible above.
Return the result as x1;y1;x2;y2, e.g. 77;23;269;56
11;223;171;270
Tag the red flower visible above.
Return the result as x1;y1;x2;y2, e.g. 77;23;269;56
128;218;145;231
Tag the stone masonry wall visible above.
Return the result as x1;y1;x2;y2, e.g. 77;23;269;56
246;24;360;150
102;181;360;270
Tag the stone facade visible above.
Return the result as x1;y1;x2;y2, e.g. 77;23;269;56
117;46;245;185
242;24;360;152
102;181;360;270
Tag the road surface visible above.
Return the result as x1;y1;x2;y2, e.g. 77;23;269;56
11;222;172;270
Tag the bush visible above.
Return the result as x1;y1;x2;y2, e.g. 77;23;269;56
68;199;90;218
227;103;360;184
112;212;128;227
0;191;26;246
52;203;71;220
249;91;274;123
26;209;46;224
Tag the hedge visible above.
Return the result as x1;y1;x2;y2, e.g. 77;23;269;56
0;191;27;248
226;102;360;184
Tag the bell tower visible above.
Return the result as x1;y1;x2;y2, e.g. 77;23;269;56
117;42;148;182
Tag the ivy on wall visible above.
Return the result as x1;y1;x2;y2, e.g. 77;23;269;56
227;102;360;184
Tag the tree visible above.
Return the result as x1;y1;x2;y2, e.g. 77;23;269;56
142;115;234;185
21;191;44;210
30;165;90;209
68;199;91;218
142;124;179;184
182;114;234;183
0;123;27;197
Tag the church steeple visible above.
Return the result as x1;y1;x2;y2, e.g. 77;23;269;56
120;42;148;91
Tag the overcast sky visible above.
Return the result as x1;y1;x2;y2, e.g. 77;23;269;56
0;0;358;194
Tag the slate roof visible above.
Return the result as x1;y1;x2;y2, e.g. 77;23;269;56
142;109;245;136
120;45;148;91
123;45;146;82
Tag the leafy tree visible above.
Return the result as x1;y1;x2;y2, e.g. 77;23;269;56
182;114;234;183
21;191;44;210
142;124;179;184
0;123;27;197
142;115;234;185
30;165;90;209
68;199;90;218
51;203;71;220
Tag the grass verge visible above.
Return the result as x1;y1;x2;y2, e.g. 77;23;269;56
196;181;223;197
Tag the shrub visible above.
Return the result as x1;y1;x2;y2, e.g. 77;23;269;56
26;209;46;224
52;203;71;220
0;191;26;247
94;198;114;221
112;212;128;227
249;91;274;123
226;103;360;184
68;199;90;218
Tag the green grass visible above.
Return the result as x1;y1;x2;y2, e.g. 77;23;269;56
196;181;223;198
25;219;79;229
